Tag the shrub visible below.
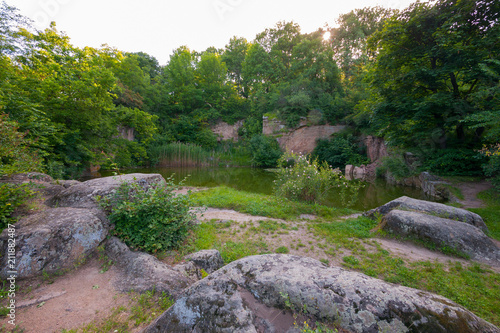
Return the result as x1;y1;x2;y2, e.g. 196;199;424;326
481;144;500;192
312;135;369;170
0;183;35;231
0;114;44;176
249;134;283;168
419;148;486;176
273;151;364;207
276;246;290;254
98;178;196;253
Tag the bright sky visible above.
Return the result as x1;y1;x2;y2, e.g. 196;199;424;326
13;0;416;65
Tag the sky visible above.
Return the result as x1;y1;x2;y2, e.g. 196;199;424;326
13;0;416;65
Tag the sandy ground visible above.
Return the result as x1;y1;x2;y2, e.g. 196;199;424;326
0;259;133;333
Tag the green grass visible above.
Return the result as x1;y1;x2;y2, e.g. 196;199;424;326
181;221;270;264
190;186;356;220
470;189;500;241
351;248;500;326
310;216;500;326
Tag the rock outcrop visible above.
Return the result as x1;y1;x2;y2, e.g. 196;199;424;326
277;124;346;154
184;249;224;274
0;207;108;279
381;210;500;262
47;173;165;209
365;196;488;232
211;120;244;142
144;254;500;333
364;136;387;163
104;237;193;297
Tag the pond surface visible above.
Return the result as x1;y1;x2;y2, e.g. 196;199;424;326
87;167;435;211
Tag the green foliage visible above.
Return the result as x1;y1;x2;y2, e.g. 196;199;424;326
480;145;500;191
98;179;196;253
312;135;369;170
249;134;283;168
419;149;486;176
366;0;500;150
0;114;44;175
0;183;35;230
190;186;355;220
274;151;364;207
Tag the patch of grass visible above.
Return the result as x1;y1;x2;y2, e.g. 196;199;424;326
179;221;270;264
470;189;500;241
190;186;356;220
276;246;290;254
312;217;377;249
250;220;288;235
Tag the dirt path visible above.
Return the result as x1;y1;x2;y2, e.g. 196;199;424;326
0;259;134;333
454;180;492;208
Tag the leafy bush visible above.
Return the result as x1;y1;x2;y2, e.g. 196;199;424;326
480;144;500;192
273;152;364;207
312;135;369;170
98;178;196;253
0;183;35;231
0;114;44;176
249;134;283;168
419;148;486;176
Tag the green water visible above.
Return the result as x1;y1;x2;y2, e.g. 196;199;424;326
88;167;433;211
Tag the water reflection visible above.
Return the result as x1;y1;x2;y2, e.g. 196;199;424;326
85;167;436;211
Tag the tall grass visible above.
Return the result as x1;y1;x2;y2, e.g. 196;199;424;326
150;142;219;167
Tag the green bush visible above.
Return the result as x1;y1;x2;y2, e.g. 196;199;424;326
0;183;35;231
249;134;283;168
98;178;196;253
481;145;500;192
0;114;45;176
419;148;486;176
273;151;364;207
312;135;369;170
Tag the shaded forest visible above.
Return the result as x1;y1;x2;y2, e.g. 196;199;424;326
1;0;499;186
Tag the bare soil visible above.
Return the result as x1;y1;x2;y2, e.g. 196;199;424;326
454;180;492;208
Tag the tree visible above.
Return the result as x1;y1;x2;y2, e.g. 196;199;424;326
367;0;500;150
221;36;248;95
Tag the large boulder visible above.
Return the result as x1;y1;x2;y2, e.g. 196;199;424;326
47;173;165;209
144;254;499;333
365;196;488;232
381;210;500;262
0;207;108;279
104;237;193;298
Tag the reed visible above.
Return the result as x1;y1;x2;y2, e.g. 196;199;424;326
151;142;219;167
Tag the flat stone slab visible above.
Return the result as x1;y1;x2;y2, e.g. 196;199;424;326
365;196;488;232
144;254;500;333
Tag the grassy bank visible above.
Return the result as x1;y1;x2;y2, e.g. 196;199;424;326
190;186;356;220
470;189;500;241
185;187;500;327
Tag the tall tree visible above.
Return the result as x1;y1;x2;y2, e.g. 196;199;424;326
367;0;500;149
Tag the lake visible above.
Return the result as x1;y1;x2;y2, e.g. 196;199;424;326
86;167;435;211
